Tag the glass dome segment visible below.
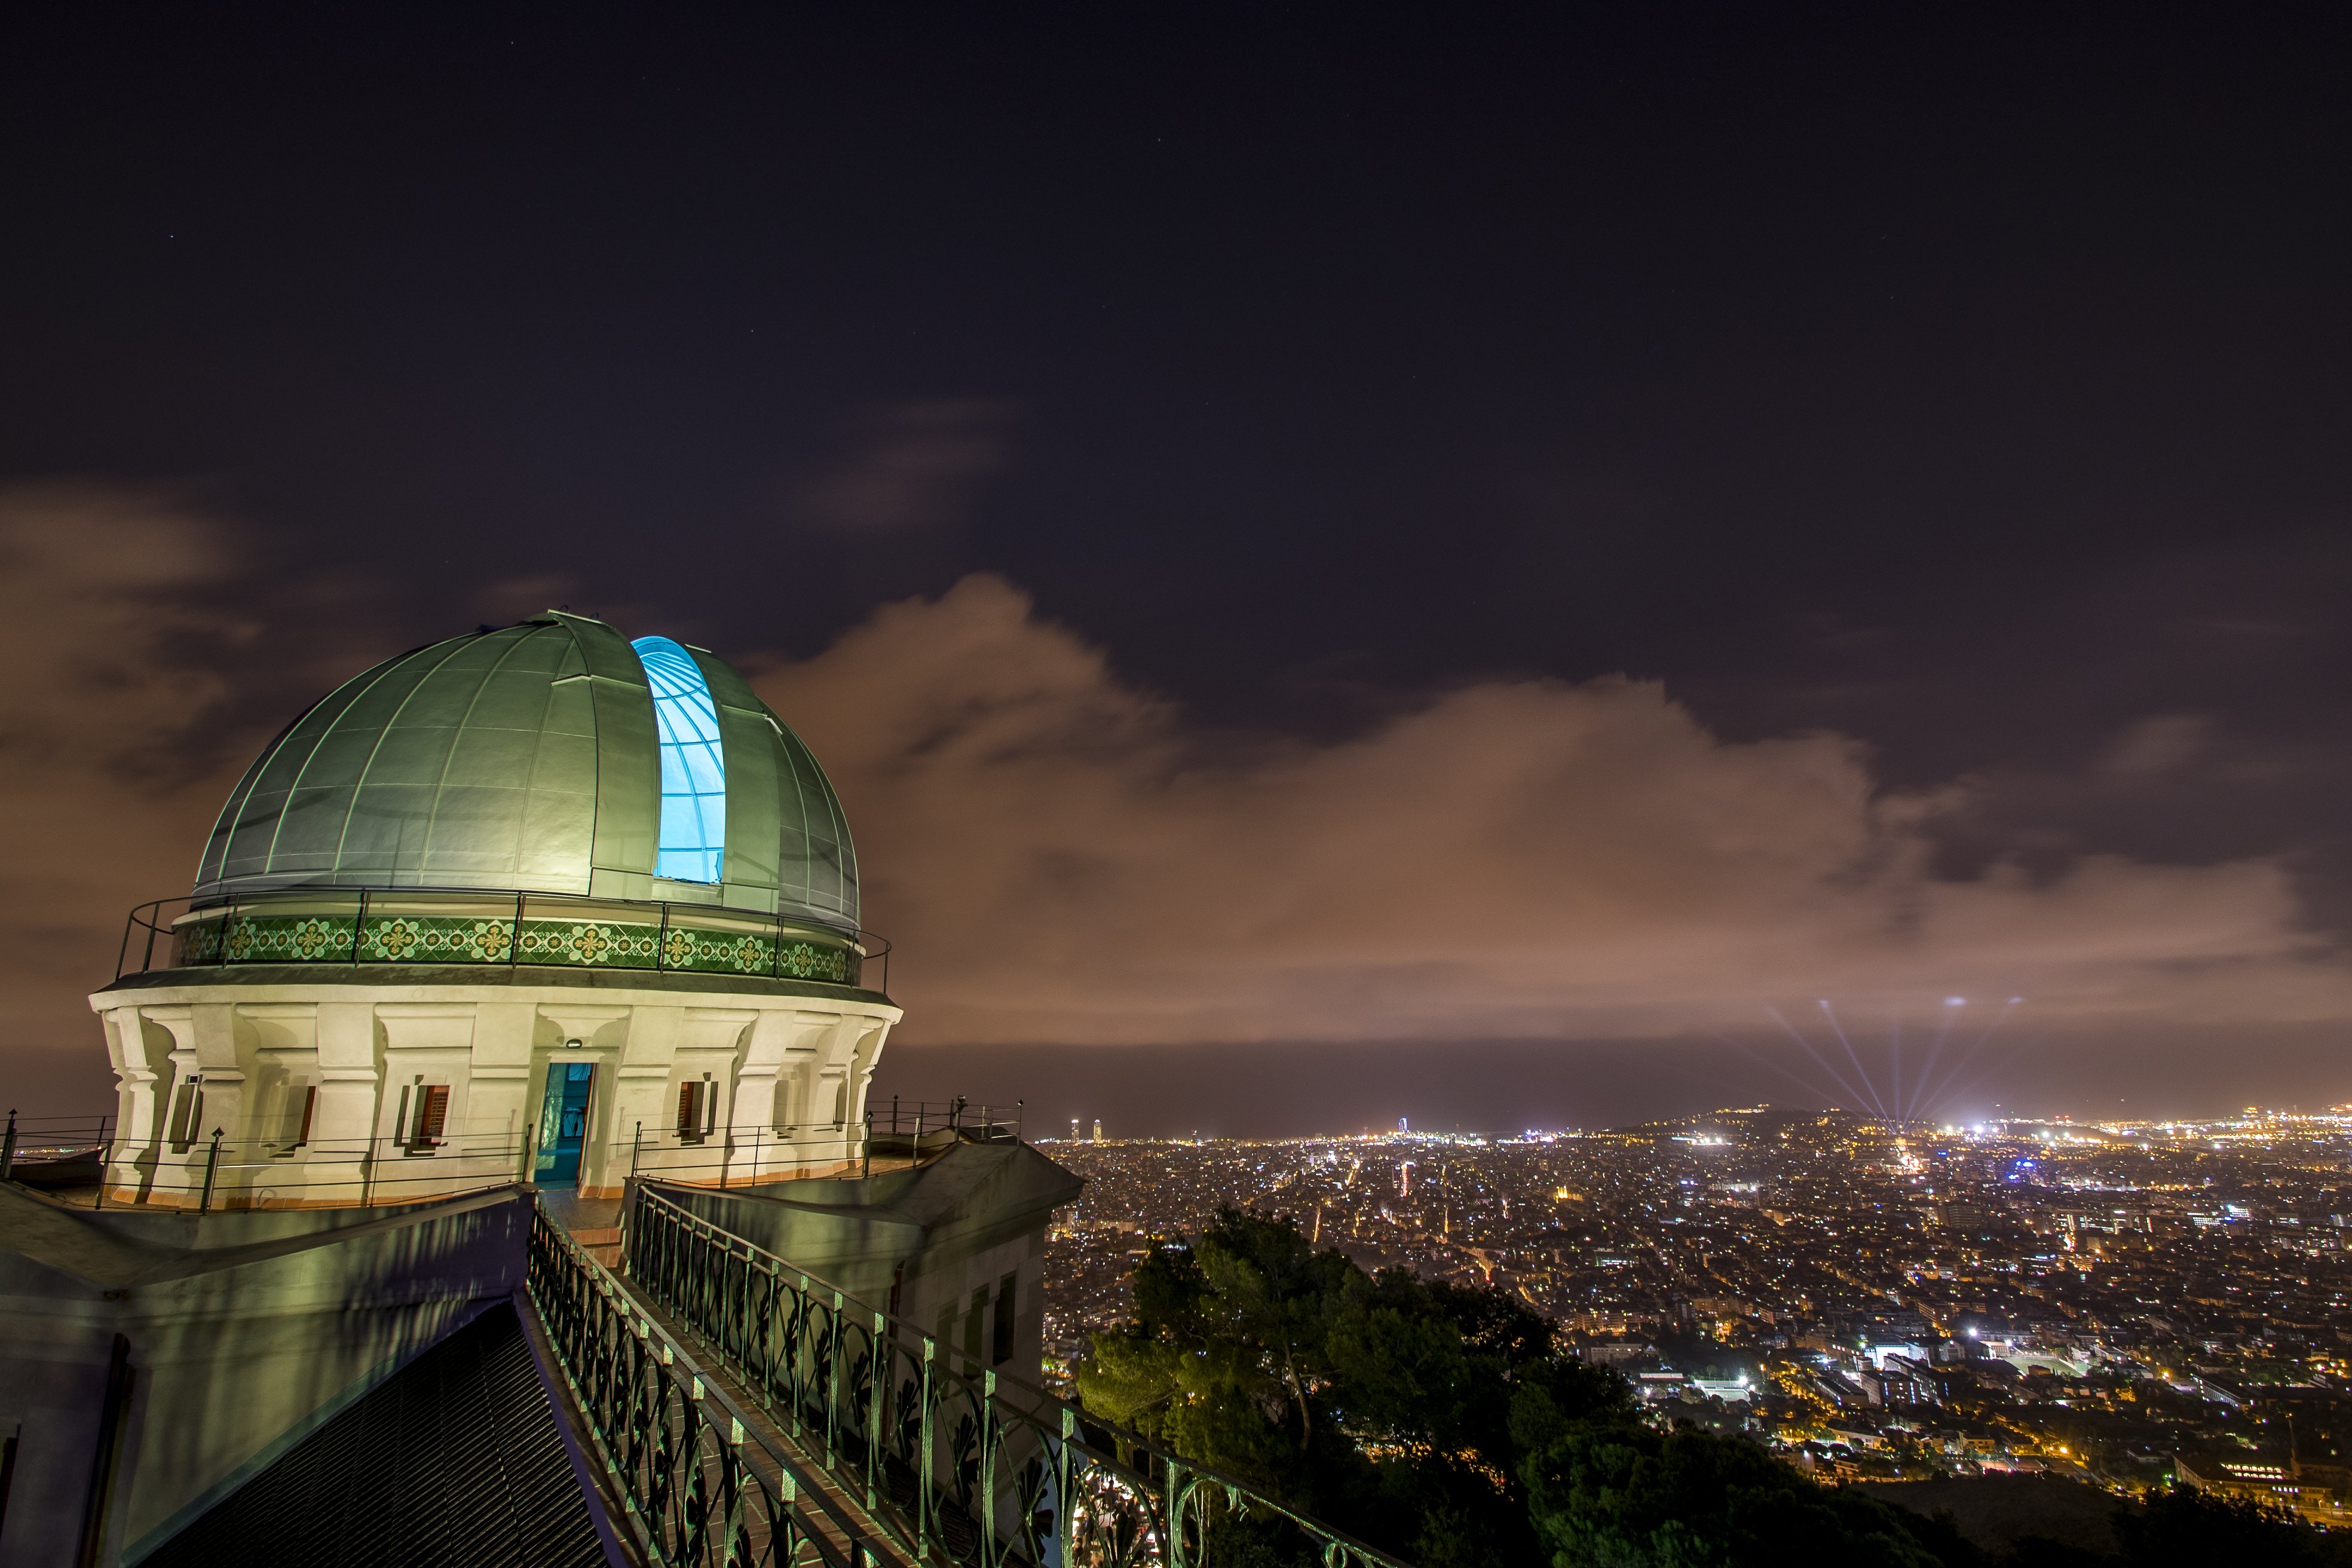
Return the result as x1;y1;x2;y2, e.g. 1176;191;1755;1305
633;636;727;884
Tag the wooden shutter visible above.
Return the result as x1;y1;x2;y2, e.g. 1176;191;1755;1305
294;1085;317;1147
677;1082;703;1138
414;1085;450;1146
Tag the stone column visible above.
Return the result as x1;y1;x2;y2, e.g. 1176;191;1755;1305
676;1008;756;1181
468;1002;539;1181
373;1004;479;1205
311;1000;380;1203
100;1006;169;1198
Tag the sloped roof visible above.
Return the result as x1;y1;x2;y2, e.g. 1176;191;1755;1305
143;1301;609;1568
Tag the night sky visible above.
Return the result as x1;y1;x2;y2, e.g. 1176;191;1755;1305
5;9;2350;1129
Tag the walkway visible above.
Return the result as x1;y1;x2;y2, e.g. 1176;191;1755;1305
611;1274;922;1567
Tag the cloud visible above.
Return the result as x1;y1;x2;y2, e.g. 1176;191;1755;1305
2102;713;2216;777
794;399;1021;532
0;485;271;1102
754;575;2352;1045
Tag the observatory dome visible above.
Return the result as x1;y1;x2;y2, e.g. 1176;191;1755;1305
192;612;858;931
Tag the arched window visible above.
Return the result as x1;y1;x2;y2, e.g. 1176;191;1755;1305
633;636;727;883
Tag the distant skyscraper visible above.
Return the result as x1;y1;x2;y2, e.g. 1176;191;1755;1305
1092;1119;1104;1141
1071;1117;1082;1141
1398;1116;1409;1134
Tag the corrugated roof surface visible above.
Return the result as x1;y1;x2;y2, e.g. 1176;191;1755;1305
144;1302;610;1568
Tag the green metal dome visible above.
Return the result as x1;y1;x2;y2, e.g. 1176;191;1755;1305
193;612;859;930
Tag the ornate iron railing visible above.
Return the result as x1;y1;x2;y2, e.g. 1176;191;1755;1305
526;1198;895;1567
117;888;891;992
626;1184;1411;1568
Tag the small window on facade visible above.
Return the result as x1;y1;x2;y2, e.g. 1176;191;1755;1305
963;1285;988;1364
677;1080;706;1143
993;1271;1018;1366
278;1080;316;1146
411;1085;450;1148
169;1082;203;1152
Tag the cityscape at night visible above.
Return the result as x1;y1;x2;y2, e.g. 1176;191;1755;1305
1045;1107;2352;1520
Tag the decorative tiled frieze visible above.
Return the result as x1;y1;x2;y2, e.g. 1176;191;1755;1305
170;901;859;985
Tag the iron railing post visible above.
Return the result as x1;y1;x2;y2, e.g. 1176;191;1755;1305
0;1108;15;1181
980;1366;1000;1566
918;1334;938;1559
1058;1407;1079;1568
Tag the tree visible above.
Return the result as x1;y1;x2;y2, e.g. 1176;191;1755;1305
2110;1484;2352;1567
1082;1209;2111;1567
1520;1420;1963;1568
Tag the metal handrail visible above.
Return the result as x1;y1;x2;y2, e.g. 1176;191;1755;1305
115;888;892;993
11;1102;1018;1212
627;1184;1411;1568
526;1199;893;1568
869;1098;1024;1144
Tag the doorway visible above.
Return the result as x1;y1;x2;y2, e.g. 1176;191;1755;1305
536;1061;597;1187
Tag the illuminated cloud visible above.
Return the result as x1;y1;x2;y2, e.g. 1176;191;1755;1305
0;485;259;1102
5;509;2343;1114
754;575;2352;1045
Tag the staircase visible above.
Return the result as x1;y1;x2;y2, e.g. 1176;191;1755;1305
523;1204;915;1568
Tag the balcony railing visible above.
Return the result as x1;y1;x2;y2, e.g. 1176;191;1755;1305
115;888;891;993
626;1183;1410;1568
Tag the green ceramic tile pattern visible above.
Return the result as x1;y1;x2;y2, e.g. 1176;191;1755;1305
511;919;660;969
360;916;521;964
171;905;858;984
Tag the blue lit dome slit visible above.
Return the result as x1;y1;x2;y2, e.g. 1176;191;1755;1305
633;636;728;883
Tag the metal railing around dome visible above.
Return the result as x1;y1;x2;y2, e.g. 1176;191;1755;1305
2;1099;1018;1213
116;888;890;993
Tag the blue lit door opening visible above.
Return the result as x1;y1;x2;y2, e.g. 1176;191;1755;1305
535;1061;596;1187
633;636;727;883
